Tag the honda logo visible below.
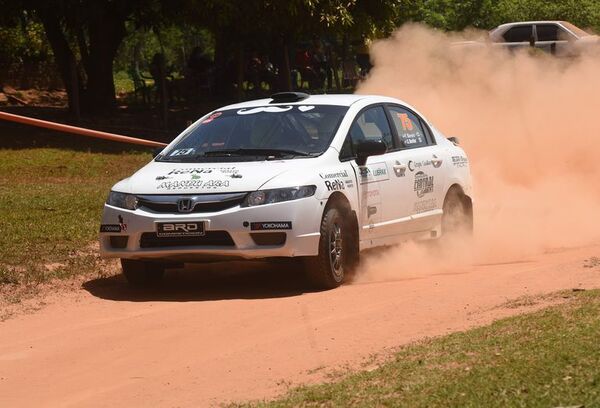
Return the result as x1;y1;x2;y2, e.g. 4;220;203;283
177;198;194;213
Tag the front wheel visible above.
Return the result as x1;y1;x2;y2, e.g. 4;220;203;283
121;259;165;286
305;207;355;290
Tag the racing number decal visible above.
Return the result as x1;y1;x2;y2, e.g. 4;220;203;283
397;113;414;131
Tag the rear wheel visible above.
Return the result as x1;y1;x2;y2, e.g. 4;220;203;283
305;206;356;289
121;259;165;286
441;188;473;238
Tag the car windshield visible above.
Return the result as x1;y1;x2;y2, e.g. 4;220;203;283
157;105;348;162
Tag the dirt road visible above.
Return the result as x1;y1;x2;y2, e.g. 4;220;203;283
1;244;599;407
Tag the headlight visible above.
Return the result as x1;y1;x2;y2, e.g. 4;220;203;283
107;191;138;210
243;185;316;207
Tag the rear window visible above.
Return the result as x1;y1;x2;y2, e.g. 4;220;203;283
562;22;591;38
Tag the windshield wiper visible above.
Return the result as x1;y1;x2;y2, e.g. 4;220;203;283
202;148;314;157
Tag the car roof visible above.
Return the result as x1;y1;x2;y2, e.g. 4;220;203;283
217;94;409;110
496;21;565;29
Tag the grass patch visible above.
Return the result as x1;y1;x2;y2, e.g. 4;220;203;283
0;148;150;285
243;290;600;407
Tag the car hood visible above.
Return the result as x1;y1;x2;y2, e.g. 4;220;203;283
119;160;309;195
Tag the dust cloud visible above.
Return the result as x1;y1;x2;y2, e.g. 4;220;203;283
355;24;600;282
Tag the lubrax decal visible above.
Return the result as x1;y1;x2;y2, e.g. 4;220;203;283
251;222;292;230
100;224;121;233
325;179;345;191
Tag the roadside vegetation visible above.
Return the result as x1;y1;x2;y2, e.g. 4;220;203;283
245;290;600;407
0;148;150;286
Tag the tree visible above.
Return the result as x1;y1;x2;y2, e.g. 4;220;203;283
0;0;161;114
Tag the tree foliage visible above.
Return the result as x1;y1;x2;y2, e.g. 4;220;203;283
2;0;600;113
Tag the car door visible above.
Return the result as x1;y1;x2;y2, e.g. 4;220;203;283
385;105;448;234
339;105;397;241
535;23;573;56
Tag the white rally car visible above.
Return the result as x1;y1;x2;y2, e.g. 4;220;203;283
100;92;473;289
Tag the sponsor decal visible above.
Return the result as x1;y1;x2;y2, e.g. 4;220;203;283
100;215;127;233
157;180;230;190
157;221;205;237
237;106;293;115
163;167;240;177
359;162;389;184
414;198;437;214
451;155;469;168
218;167;239;175
344;179;354;188
414;171;434;198
325;179;345;191
155;175;172;181
230;173;243;178
201;112;222;124
118;215;127;232
169;148;195;157
320;170;349;179
393;160;406;177
408;158;440;172
168;168;214;175
250;221;292;231
100;224;121;233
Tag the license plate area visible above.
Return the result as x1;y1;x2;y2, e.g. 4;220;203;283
156;221;205;237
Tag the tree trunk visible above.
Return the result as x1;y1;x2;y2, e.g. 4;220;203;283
236;43;245;102
282;42;292;92
37;8;81;116
36;3;128;114
80;5;126;113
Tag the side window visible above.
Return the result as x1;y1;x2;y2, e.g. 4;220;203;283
536;24;559;41
340;106;393;160
503;25;533;43
387;106;428;149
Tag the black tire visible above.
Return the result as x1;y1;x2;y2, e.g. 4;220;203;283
441;188;473;238
305;206;356;290
121;259;165;286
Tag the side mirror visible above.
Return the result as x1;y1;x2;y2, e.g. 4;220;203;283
355;140;387;166
447;136;460;145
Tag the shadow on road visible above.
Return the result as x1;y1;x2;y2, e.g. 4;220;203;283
82;261;314;302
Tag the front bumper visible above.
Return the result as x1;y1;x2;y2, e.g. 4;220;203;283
98;197;322;262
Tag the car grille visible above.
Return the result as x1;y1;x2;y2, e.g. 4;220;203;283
137;193;247;214
139;231;235;248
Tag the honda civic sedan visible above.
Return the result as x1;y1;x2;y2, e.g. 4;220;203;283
99;92;473;289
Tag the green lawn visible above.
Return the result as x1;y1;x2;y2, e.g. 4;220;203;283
0;148;150;285
243;290;600;408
